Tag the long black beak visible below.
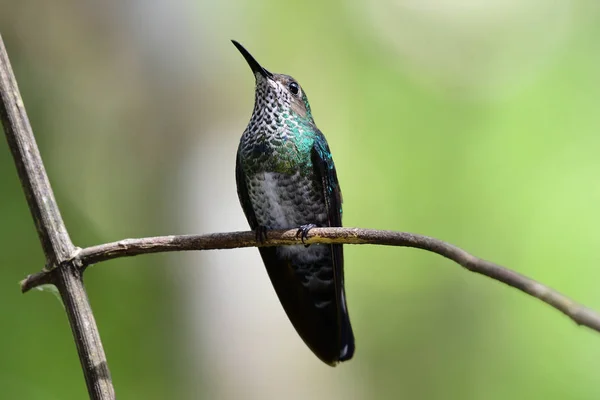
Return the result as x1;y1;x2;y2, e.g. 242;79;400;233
231;40;273;79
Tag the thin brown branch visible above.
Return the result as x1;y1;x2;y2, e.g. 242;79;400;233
20;227;600;333
0;35;115;399
0;39;73;265
54;265;113;392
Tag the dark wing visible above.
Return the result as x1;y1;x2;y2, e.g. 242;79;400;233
311;131;343;227
310;130;355;362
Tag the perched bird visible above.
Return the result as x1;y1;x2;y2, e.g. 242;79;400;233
232;40;354;365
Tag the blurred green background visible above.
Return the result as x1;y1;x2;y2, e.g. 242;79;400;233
2;1;600;399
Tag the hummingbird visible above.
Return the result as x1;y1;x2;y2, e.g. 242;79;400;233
232;40;355;366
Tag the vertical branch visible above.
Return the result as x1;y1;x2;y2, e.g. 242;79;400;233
54;265;114;397
0;38;72;265
0;35;115;399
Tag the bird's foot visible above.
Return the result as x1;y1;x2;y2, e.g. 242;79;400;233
296;224;317;247
255;225;268;243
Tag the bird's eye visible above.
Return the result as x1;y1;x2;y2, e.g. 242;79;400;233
288;82;299;95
